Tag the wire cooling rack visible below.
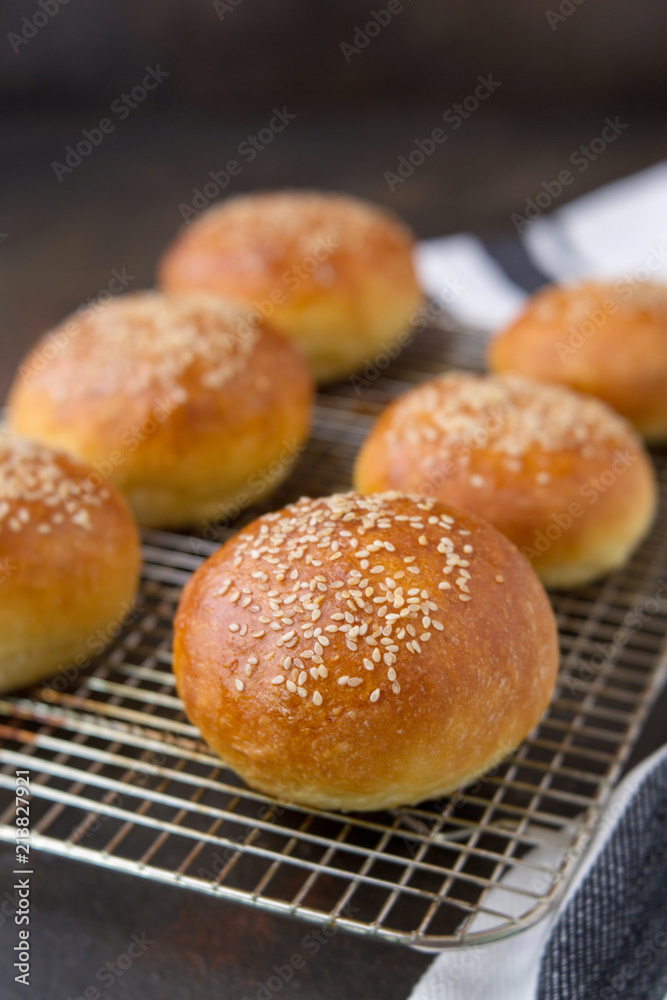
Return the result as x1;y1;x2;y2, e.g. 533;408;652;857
1;324;667;951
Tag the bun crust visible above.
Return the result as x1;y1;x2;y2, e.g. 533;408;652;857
8;291;313;528
354;373;657;588
489;281;667;441
0;430;140;692
159;190;423;382
173;492;558;812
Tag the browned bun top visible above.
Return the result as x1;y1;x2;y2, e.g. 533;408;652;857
0;429;140;690
158;190;423;383
159;189;418;295
354;372;657;587
0;427;134;544
173;491;559;811
362;370;634;466
489;280;667;439
12;290;276;405
7;291;314;527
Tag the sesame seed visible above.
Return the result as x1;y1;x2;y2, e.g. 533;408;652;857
271;675;285;685
234;679;245;692
228;624;240;633
213;492;480;707
313;691;323;706
370;689;380;703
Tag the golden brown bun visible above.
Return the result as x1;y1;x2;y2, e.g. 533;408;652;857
0;429;140;692
354;373;657;589
8;291;313;529
489;281;667;441
158;190;423;382
173;492;559;812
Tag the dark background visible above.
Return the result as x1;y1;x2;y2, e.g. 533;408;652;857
1;0;667;403
1;3;666;997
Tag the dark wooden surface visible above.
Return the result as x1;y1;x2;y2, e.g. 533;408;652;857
1;108;666;999
2;0;667;115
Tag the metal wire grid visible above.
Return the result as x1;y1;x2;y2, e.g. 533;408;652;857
1;325;666;951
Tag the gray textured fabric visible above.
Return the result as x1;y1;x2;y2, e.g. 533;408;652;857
538;759;667;1000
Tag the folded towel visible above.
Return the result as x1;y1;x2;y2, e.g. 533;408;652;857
523;161;667;284
408;744;667;1000
413;161;667;336
413;233;527;330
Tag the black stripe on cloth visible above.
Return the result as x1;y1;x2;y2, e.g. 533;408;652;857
537;757;667;1000
483;235;550;294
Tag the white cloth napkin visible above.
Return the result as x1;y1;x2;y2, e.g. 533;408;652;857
413;161;667;334
408;163;667;998
408;744;667;1000
523;160;667;283
413;233;527;330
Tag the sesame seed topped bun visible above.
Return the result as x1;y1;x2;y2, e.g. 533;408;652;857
7;291;313;528
0;429;140;692
173;491;558;812
158;190;423;382
354;372;657;588
489;280;667;441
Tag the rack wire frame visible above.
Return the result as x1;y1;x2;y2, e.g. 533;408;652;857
1;324;666;952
